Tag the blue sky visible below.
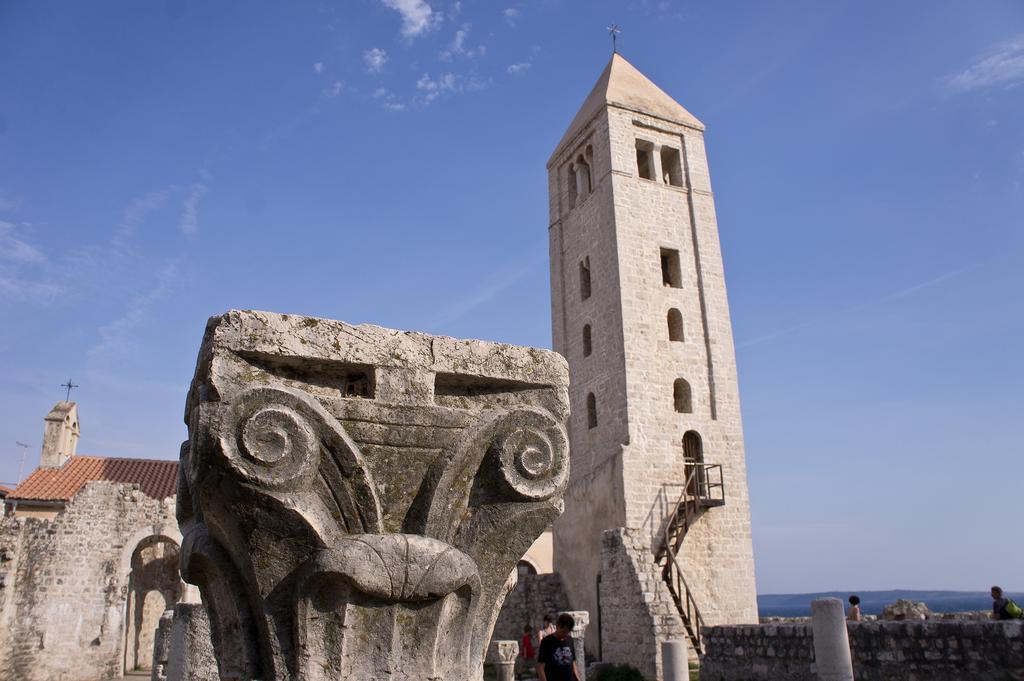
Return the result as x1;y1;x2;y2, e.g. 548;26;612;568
1;1;1021;594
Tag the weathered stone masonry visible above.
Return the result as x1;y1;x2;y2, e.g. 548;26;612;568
0;482;178;681
701;620;1024;681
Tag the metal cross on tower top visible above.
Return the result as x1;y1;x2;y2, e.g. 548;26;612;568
607;24;621;53
61;378;79;402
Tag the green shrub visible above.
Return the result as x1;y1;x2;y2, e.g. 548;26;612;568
592;663;646;681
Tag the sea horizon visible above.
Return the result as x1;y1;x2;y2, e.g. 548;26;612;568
757;589;1023;617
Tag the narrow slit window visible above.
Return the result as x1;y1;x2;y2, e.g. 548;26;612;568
579;257;592;300
673;378;693;414
582;324;592;357
660;248;682;288
636;140;655;180
660;146;683;187
567;164;578;207
586;392;598;429
576;155;592;196
667;309;684;342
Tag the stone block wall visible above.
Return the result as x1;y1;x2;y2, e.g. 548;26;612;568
0;481;178;681
701;620;1024;681
492;573;571;643
599;528;685;681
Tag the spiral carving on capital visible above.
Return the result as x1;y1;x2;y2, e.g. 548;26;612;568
218;386;322;490
177;310;570;681
494;409;569;501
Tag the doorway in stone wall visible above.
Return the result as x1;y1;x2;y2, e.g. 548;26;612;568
683;430;705;498
122;536;181;672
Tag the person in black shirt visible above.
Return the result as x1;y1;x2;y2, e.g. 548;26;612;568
536;613;580;681
992;585;1012;620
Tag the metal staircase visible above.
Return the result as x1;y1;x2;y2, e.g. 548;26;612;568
653;461;725;654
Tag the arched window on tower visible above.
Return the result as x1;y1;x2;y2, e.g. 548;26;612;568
586;393;598;429
567;163;578;207
582;324;592;357
576;154;592;197
579;257;591;300
667;309;684;342
673;378;692;414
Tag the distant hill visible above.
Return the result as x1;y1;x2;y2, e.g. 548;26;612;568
757;590;1024;617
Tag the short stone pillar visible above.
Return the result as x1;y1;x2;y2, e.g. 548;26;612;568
488;640;519;681
811;598;854;681
165;603;218;681
149;609;174;681
559;610;590;681
177;310;570;681
661;638;689;681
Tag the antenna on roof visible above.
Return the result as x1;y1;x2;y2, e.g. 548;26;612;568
607;24;621;54
60;378;79;402
15;441;29;484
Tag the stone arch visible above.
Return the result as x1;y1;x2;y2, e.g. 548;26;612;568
516;558;539;579
120;526;183;674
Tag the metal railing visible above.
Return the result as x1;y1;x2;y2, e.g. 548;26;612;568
654;461;725;655
662;547;707;654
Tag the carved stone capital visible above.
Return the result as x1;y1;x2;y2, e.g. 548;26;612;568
178;310;569;681
488;640;519;665
560;610;590;633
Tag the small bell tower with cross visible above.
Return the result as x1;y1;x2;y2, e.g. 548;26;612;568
40;380;81;468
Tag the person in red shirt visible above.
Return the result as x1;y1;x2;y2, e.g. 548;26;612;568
518;624;536;679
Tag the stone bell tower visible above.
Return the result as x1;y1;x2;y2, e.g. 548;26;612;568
548;54;758;667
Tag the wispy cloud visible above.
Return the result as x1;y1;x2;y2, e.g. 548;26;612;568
737;263;982;349
113;187;174;248
323;81;345;98
313;62;324;74
507;62;530;75
0;221;46;264
439;23;485;61
379;0;439;38
416;71;488;104
944;34;1024;94
373;87;406;111
431;256;539;326
0;191;22;213
179;177;210;236
503;8;520;27
363;47;389;73
87;262;180;365
0;222;61;302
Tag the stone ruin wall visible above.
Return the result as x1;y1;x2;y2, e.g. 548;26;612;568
491;573;571;643
0;481;177;681
700;620;1024;681
598;528;685;681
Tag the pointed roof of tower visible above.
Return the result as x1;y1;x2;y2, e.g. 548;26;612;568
550;53;704;165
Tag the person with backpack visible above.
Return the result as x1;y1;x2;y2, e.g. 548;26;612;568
991;586;1024;619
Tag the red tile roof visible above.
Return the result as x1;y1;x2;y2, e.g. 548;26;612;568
0;485;13;497
9;456;178;502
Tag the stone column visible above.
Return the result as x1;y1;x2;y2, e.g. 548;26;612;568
177;310;570;681
661;639;689;681
165;603;219;681
149;610;174;681
559;610;590;681
489;640;519;681
811;598;854;681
